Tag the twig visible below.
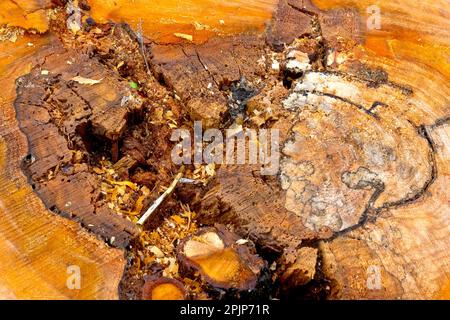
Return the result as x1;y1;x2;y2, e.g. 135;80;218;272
136;18;151;75
137;166;185;225
179;177;202;184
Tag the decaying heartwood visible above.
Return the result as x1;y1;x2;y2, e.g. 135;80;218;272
170;121;280;175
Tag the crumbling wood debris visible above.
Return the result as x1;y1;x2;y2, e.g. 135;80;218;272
14;43;145;247
112;155;138;180
119;205;209;300
149;35;267;128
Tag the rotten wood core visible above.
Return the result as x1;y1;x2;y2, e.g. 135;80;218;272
5;0;449;300
15;22;181;248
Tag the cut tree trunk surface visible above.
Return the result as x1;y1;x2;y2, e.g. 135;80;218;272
16;46;144;247
0;33;125;299
0;0;448;300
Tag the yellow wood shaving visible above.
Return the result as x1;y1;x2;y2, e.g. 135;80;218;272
106;179;138;191
174;33;193;41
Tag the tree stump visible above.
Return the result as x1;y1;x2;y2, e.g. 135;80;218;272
0;0;448;300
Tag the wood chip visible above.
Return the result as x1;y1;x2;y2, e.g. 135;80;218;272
174;33;193;41
71;76;103;85
149;245;165;258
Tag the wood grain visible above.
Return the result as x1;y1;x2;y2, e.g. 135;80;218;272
0;0;52;33
306;0;450;299
0;34;125;299
89;0;278;44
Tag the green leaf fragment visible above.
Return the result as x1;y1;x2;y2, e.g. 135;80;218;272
129;81;139;89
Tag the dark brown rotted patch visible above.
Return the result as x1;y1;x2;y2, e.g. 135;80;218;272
15;46;144;248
